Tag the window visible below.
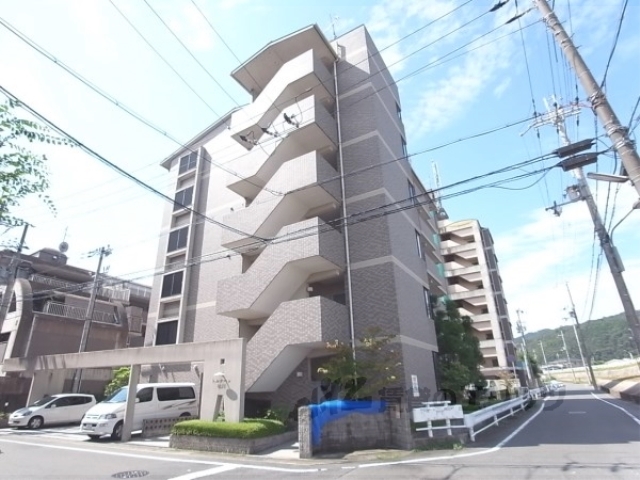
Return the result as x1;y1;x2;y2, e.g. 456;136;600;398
396;103;402;121
168;227;189;252
401;137;408;159
157;386;195;402
161;271;183;298
486;332;494;340
137;387;153;403
415;231;423;259
424;287;434;319
179;152;198;175
491;358;499;367
68;396;91;406
50;397;71;408
408;181;417;206
0;332;10;342
156;320;178;345
174;187;194;211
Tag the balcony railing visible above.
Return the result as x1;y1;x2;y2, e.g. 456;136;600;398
42;301;118;324
29;274;140;303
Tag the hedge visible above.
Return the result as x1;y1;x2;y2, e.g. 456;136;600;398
171;419;286;439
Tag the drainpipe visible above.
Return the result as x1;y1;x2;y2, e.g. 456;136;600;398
334;50;357;367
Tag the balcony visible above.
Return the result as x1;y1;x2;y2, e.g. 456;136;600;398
230;49;334;144
226;95;337;200
216;218;344;319
221;151;340;251
40;301;119;325
245;296;349;392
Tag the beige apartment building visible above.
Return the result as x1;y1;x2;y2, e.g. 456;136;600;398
0;247;150;408
143;24;448;415
439;220;517;378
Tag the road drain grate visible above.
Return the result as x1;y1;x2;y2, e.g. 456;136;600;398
112;471;150;479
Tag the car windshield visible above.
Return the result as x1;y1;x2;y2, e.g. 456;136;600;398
103;387;129;403
28;396;57;407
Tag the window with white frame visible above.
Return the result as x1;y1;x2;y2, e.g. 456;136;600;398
424;287;434;319
174;187;194;211
178;152;198;175
401;137;408;159
167;227;189;252
161;271;183;298
408;181;417;206
156;320;178;345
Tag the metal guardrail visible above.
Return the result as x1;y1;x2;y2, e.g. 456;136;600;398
464;394;530;441
412;393;534;442
29;274;75;290
42;301;118;324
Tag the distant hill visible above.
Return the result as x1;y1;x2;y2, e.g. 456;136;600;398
515;312;639;365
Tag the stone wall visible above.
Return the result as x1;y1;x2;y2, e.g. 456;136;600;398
142;416;197;438
298;403;469;458
170;430;297;454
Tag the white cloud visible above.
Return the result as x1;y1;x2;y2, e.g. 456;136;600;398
495;183;640;333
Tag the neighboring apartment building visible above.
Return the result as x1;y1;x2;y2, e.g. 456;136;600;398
439;220;517;378
144;24;447;415
0;247;151;405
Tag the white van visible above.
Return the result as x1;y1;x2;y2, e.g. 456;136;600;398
80;383;198;440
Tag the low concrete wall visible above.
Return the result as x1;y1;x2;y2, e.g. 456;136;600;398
600;380;640;404
169;430;297;454
299;403;437;458
142;416;197;438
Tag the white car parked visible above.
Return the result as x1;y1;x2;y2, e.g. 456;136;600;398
9;394;97;429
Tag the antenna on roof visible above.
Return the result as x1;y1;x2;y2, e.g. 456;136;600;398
329;14;339;40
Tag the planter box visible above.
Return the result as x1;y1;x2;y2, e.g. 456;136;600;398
170;430;297;454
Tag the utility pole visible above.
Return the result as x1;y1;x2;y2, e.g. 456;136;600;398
0;224;29;333
539;341;548;366
72;245;112;393
566;283;597;389
526;98;640;360
534;0;640;197
558;329;577;383
515;309;534;386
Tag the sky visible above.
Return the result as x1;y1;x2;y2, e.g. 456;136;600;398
1;0;638;334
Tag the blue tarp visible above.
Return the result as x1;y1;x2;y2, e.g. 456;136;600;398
308;400;387;446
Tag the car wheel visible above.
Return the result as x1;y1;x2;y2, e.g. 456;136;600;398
111;421;123;441
179;412;191;418
88;435;101;441
28;416;44;430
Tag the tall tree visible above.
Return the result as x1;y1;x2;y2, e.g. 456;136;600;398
434;300;484;399
0;101;70;226
316;326;402;400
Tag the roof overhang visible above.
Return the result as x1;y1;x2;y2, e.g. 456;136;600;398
231;24;337;97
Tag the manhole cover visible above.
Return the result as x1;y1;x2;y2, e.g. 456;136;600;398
112;471;149;479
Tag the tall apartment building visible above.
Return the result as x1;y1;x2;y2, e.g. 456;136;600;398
0;247;150;407
439;220;517;377
144;24;447;414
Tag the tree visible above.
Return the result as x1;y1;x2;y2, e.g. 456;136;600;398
434;300;484;400
0;101;71;226
104;367;130;397
316;326;402;400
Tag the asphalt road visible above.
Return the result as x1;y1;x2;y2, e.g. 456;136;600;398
0;385;639;479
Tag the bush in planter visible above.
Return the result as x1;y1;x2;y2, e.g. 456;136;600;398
172;418;285;439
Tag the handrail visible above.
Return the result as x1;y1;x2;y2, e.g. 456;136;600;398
464;394;530;441
42;301;118;324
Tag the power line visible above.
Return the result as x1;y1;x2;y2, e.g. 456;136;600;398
18;17;543;222
141;0;241;108
107;0;219;116
600;0;629;89
0;15;281;196
21;162;560;302
0;85;267;242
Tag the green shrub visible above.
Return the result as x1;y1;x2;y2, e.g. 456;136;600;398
172;418;285;439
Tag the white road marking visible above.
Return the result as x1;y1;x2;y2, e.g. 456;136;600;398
359;398;547;468
168;465;237;480
0;438;321;473
568;411;586;414
590;392;640;426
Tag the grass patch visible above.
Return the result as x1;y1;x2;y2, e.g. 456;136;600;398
172;418;286;439
414;439;464;451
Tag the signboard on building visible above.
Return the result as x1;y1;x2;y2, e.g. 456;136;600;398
411;374;420;397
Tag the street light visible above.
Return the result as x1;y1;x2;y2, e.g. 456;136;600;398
587;172;630;183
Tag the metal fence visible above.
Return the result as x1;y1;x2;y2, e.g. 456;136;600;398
42;301;118;324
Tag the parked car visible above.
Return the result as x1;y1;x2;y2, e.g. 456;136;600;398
9;394;97;429
80;383;198;441
547;380;565;391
